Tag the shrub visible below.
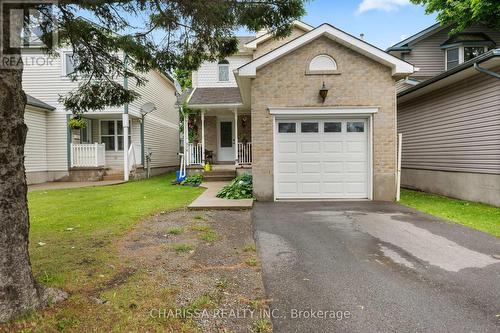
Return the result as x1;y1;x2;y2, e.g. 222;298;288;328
216;174;253;199
181;174;203;186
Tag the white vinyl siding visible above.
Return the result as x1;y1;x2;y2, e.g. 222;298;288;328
128;70;180;168
192;55;252;88
24;107;48;173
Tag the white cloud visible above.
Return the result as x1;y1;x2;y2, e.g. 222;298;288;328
357;0;410;14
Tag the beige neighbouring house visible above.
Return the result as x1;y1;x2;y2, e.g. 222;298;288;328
388;24;500;206
22;48;181;185
182;21;414;201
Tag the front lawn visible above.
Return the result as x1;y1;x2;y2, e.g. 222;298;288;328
400;189;500;237
27;173;203;289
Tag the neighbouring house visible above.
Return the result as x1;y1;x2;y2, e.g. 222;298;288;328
22;48;181;185
181;21;414;201
388;24;500;206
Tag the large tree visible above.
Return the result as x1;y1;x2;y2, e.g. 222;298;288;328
0;0;305;322
411;0;500;33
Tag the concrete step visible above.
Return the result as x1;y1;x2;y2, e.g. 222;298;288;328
102;173;124;181
203;170;235;182
203;176;235;182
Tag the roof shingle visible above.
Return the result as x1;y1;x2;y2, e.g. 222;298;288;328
188;87;242;106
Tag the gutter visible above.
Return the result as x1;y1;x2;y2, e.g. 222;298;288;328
398;48;500;98
474;62;500;79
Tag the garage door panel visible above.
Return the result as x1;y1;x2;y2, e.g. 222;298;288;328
346;162;366;173
323;141;343;152
277;182;297;195
323;162;343;173
345;141;366;153
278;162;298;174
346;182;367;195
278;141;298;153
301;182;321;194
301;162;321;173
323;182;344;194
300;141;321;153
275;117;369;199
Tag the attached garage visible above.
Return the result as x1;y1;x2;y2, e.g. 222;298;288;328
234;23;414;201
273;110;373;200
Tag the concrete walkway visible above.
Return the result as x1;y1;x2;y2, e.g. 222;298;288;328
188;181;253;210
28;180;125;192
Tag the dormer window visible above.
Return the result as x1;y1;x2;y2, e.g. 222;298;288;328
218;59;229;81
442;33;494;70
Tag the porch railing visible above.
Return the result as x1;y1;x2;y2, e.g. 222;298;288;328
128;143;142;169
71;143;106;168
186;143;203;165
238;142;252;164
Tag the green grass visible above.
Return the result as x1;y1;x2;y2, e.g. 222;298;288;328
199;230;219;242
400;189;500;237
172;243;194;253
245;257;258;267
28;173;203;289
166;227;184;235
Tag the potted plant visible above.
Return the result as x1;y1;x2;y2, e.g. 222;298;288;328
68;116;86;130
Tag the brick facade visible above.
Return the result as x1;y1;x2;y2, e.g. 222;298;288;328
251;36;397;201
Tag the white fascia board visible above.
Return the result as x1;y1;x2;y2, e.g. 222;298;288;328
239;24;414;77
268;106;379;115
244;20;314;50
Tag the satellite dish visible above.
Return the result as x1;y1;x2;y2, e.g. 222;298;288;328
140;102;156;116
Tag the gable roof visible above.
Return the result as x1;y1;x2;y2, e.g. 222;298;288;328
387;23;443;52
243;20;314;50
237;23;414;77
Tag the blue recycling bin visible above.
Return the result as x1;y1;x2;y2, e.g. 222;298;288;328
176;170;186;183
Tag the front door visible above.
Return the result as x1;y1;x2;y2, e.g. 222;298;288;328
217;119;234;161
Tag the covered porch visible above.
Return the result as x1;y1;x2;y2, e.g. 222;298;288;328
182;87;252;168
68;113;143;178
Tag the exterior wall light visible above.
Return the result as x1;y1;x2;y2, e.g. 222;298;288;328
319;82;328;102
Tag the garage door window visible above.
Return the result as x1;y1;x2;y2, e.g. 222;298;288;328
278;122;296;133
324;122;341;133
301;122;319;133
347;122;364;132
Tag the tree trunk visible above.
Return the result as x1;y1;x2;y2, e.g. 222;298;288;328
0;53;47;323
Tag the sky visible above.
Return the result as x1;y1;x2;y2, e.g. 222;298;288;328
240;0;438;49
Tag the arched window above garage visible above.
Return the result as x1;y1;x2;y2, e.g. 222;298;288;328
307;54;339;75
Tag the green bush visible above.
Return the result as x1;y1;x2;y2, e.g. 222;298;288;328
181;174;203;186
216;174;253;199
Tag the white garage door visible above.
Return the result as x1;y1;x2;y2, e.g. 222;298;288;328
275;118;369;199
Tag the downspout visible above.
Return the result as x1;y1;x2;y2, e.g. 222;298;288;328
474;62;500;79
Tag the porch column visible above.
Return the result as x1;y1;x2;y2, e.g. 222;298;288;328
234;109;238;166
184;112;188;164
123;113;129;181
201;110;205;165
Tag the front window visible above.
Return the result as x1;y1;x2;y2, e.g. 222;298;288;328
464;47;486;62
446;48;459;70
100;120;131;151
63;52;76;76
218;59;229;81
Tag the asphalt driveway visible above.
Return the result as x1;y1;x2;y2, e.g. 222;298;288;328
253;201;500;333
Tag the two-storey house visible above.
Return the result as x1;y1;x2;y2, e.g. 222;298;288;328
181;21;414;201
387;24;500;206
22;48;181;184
